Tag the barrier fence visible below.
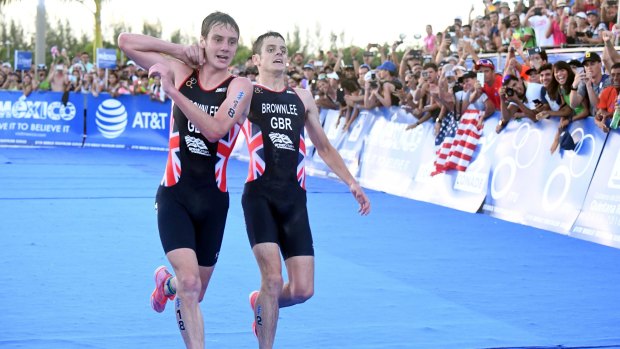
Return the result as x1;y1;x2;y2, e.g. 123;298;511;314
1;90;619;249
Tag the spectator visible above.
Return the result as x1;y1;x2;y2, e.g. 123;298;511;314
496;74;540;132
594;62;620;132
4;72;20;91
582;10;607;44
423;25;437;55
546;1;570;46
21;73;36;97
316;74;339;110
301;63;317;94
600;0;618;29
365;61;402;108
510;13;537;49
524;0;555;47
407;62;441;129
570;51;610;115
149;74;167;103
476;58;503;109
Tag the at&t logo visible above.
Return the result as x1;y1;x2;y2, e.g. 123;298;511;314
95;99;127;139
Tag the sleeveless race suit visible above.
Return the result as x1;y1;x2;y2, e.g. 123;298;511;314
241;84;314;259
155;71;240;266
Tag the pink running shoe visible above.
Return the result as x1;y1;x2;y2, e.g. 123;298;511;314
150;265;175;313
249;290;259;337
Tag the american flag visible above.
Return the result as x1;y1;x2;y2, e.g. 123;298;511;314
432;109;482;176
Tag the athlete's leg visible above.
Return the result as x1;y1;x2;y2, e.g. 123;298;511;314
252;242;283;349
279;256;314;308
167;248;205;349
198;265;215;302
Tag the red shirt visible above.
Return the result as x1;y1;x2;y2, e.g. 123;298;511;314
597;86;619;113
482;74;503;109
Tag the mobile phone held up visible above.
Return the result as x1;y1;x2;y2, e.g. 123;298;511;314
477;72;485;86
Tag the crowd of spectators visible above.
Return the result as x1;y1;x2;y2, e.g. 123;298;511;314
0;47;167;102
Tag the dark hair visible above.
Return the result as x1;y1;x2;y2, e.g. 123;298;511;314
538;63;553;74
340;78;360;94
502;74;519;87
547;61;575;102
422;62;438;72
611;62;620;71
252;31;285;55
201;12;239;39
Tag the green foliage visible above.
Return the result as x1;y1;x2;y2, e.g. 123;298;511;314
142;20;162;38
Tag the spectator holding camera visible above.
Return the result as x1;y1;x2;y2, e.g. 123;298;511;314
570;51;610;115
582;10;607;44
407;62;441;129
364;61;402;108
496;74;540;133
546;1;570;46
524;0;555;47
593;62;620;132
475;59;503;109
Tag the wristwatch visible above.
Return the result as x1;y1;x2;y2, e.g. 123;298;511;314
571;85;578;91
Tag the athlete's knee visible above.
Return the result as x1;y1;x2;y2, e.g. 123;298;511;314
176;273;202;300
261;273;284;297
289;284;314;304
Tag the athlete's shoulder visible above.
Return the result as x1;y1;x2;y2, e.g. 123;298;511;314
293;87;312;102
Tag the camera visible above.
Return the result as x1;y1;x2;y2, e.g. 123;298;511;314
608;0;618;5
452;82;463;93
421;71;429;79
534;7;542;16
369;72;379;88
363;51;374;57
505;87;515;97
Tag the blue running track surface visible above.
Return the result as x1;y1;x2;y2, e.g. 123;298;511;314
1;147;620;349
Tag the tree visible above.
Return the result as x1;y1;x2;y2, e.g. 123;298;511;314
142;20;162;38
0;0;106;63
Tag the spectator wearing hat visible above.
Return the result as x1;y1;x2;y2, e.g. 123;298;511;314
524;0;555;47
316;73;339;110
498;1;511;21
1;62;12;76
545;1;569;47
567;12;590;44
364;60;402;108
583;10;607;44
594;62;620;132
301;63;317;94
570;51;610;115
475;58;503;109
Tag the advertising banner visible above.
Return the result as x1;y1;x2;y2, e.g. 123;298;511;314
358;115;431;196
0;91;84;146
571;132;620;248
84;93;170;150
482;117;605;234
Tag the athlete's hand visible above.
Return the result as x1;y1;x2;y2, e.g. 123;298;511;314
350;182;370;215
149;63;176;96
182;43;205;68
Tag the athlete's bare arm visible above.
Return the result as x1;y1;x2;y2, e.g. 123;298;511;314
117;33;198;80
296;88;371;215
150;63;253;142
